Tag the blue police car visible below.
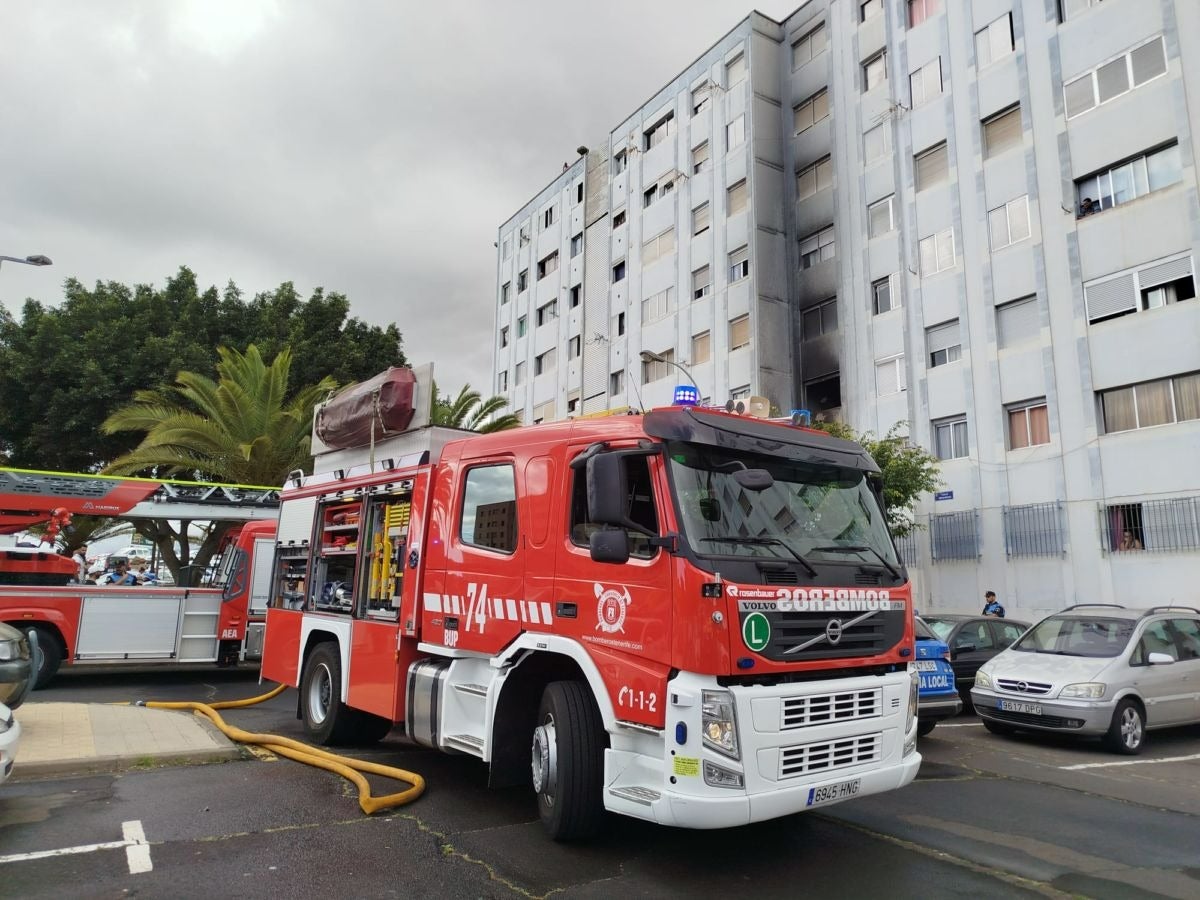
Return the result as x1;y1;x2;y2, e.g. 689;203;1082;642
915;616;962;736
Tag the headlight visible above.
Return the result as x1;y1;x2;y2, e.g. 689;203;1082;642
974;669;993;690
1059;682;1106;699
701;689;739;759
0;640;18;662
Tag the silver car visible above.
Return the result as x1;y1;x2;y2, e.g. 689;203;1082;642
971;604;1200;754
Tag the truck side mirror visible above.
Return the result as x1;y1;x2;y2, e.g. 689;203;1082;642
590;529;630;564
587;451;657;537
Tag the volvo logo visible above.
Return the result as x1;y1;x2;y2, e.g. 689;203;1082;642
825;618;844;645
1017;681;1029;693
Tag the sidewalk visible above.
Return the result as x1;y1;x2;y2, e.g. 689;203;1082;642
12;702;242;777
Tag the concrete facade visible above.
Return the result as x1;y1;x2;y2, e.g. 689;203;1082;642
494;0;1200;616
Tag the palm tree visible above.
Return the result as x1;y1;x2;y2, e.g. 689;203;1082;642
430;381;521;433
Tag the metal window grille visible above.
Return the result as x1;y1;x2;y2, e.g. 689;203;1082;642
893;532;920;567
1003;502;1064;557
930;511;979;562
1100;496;1200;554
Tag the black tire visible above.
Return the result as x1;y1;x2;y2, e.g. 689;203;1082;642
25;626;62;690
917;719;937;737
1105;699;1145;755
531;680;605;841
982;718;1014;736
351;711;395;744
300;642;357;745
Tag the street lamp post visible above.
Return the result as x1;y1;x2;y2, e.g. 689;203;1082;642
0;254;53;271
638;350;697;388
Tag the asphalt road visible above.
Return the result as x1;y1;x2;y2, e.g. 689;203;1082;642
3;667;1199;899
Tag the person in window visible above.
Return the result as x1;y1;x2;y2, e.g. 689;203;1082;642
1079;197;1099;217
1118;530;1143;551
982;590;1005;617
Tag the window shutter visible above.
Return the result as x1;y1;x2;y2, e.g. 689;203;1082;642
916;143;948;189
728;180;748;215
926;320;960;354
1084;274;1137;321
1138;255;1192;289
997;297;1038;348
729;246;749;269
694;202;711;234
1130;39;1166;86
730;315;750;348
876;359;900;395
984;107;1021;157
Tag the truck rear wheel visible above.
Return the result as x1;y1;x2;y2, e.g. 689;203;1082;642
531;680;604;841
300;642;357;745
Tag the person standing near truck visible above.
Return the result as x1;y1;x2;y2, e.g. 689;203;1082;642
72;544;88;582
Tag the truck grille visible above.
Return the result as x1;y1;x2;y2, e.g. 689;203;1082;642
780;733;882;778
744;609;906;662
996;679;1052;695
782;689;881;729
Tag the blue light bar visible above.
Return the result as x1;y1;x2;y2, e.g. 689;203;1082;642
673;385;700;406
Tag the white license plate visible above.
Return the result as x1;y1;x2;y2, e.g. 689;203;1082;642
807;778;861;807
1000;699;1042;715
912;661;939;671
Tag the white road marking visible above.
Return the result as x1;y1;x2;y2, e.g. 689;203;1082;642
0;819;153;875
1059;752;1200;771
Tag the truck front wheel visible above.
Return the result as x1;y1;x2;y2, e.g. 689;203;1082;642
531;680;605;841
300;642;357;745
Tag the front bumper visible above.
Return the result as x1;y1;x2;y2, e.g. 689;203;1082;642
0;716;21;784
604;670;921;829
971;688;1116;735
918;694;963;721
0;659;33;709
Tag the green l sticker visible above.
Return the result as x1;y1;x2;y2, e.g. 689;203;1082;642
742;612;770;652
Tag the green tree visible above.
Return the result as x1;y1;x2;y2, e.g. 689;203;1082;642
430;381;521;433
813;421;940;539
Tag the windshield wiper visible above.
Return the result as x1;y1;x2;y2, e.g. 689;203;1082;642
810;545;902;581
699;537;817;577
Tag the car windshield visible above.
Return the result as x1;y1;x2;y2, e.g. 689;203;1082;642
1012;616;1134;658
664;440;899;566
922;618;955;642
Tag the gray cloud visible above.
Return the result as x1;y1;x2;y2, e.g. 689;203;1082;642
1;0;797;396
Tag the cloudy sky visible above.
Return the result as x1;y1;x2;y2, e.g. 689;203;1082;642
0;0;798;395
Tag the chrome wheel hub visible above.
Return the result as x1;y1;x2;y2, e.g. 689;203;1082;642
1121;707;1142;748
531;714;558;802
308;662;332;725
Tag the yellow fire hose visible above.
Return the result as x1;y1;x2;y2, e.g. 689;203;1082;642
137;684;425;814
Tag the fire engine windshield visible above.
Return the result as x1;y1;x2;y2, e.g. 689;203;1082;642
665;440;900;568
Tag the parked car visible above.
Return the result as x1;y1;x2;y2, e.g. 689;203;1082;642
914;617;961;736
0;701;20;785
921;614;1030;703
972;604;1200;754
0;622;36;710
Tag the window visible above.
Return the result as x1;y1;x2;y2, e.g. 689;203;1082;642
502;238;511;259
569;454;659;560
612;209;626;228
568;336;581;360
642;228;676;267
570;234;583;258
983;105;1021;159
926;319;962;367
499;326;509;348
641;287;675;325
996;296;1039;348
1075;143;1182;216
535;348;556;375
1008;400;1050;449
576;182;584;204
692;331;711;365
792;23;827;68
615;311;625;336
793;90;829;134
728;246;750;282
802;298;838;340
613;150;627;175
1142;274;1196;310
872;275;898;314
514;361;526;385
692;85;711;115
861;0;882;22
1003;502;1064;557
612;260;626;283
500;282;510;305
875;356;906;395
796;156;832;199
805;374;841;412
908;0;940;27
692;265;711;299
726;52;746;86
934;417;969;459
644;112;675;150
1064;37;1167;119
729;314;750;350
863;51;887;91
909;58;941;106
1060;0;1102;21
727;179;748;216
460;465;518;554
726;115;745;149
1100;372;1200;433
536;300;557;326
567;391;580;415
988;196;1031;249
864;122;891;164
569;284;581;308
519;224;530;244
643;177;674;208
800;226;835;268
517;315;527;338
692;141;710;174
543;206;555;229
868;195;895;238
498;370;508;392
919;228;956;276
693;202;711;236
642;348;676;382
610;370;624;395
518;269;528;292
975;13;1013;67
537;251;558;280
915;142;949;191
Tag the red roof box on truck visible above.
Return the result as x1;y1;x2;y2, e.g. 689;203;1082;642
315;367;416;450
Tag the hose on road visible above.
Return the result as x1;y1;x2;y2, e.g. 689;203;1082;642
139;684;425;814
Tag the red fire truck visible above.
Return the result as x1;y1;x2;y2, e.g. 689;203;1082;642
261;366;922;839
0;469;279;686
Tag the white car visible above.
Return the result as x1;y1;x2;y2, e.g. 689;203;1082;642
0;701;20;784
972;604;1200;754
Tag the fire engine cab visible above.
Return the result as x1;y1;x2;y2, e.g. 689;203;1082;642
261;365;922;839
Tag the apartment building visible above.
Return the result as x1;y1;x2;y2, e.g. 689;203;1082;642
494;0;1200;614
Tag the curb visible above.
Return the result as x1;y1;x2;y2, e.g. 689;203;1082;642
12;744;247;780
